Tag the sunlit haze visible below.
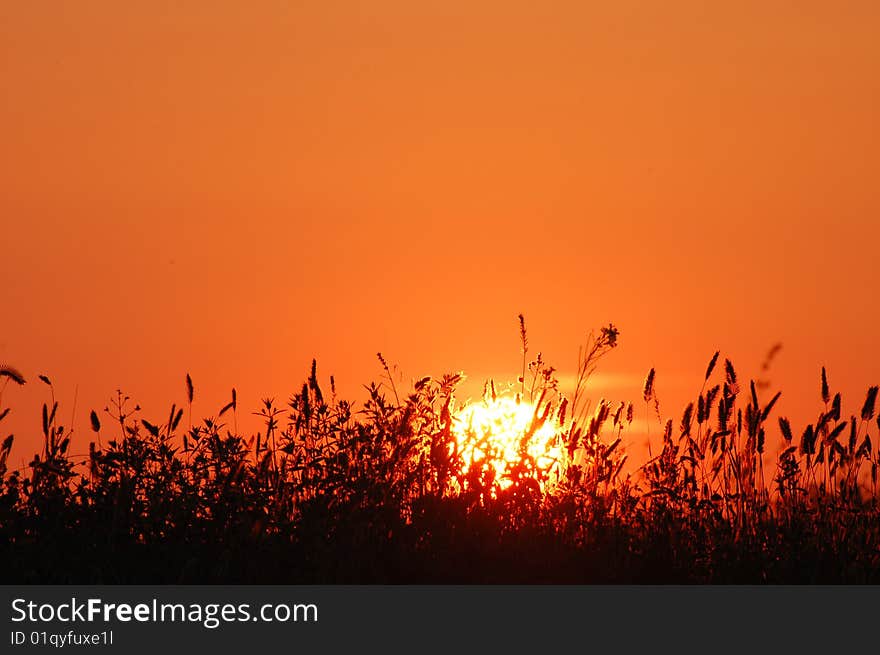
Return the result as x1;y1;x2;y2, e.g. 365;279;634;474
2;2;879;464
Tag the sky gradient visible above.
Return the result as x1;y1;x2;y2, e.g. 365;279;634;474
2;2;878;460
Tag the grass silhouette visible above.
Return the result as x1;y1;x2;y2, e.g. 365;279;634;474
2;322;880;584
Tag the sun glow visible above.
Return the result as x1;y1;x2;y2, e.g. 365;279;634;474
452;393;564;489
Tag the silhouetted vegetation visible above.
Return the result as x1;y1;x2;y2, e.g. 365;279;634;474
2;322;880;583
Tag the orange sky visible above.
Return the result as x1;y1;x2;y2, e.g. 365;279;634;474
2;2;878;463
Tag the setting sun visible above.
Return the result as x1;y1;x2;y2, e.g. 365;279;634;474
452;391;564;489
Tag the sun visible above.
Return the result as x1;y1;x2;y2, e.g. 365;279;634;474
451;392;564;489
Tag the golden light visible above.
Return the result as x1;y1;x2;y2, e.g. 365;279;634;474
452;393;564;490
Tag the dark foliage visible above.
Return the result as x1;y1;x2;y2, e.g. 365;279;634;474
2;340;880;584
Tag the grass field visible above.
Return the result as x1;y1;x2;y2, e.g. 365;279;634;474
2;321;879;583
